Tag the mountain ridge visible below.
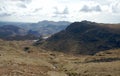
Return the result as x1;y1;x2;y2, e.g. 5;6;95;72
0;25;39;40
0;20;70;36
38;21;120;55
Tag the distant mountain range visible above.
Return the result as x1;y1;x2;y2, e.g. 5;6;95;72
0;25;38;40
0;20;70;37
0;20;70;40
38;21;120;55
18;20;70;36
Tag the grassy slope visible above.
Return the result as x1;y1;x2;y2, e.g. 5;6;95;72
0;39;120;76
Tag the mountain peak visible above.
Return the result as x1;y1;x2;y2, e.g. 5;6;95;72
38;22;120;55
81;20;91;23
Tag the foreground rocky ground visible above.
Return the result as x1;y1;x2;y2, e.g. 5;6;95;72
0;40;120;76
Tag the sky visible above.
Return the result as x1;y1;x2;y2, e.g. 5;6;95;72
0;0;120;23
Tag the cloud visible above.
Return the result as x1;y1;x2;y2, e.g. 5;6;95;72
52;15;67;18
112;2;120;13
92;5;101;12
0;0;119;23
53;7;69;19
80;5;102;12
17;3;27;8
54;7;69;14
0;13;11;17
63;7;69;14
19;0;32;4
0;6;6;11
33;8;42;12
80;5;90;12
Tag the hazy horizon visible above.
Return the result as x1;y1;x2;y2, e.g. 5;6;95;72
0;0;120;23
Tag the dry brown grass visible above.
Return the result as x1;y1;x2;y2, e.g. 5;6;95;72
0;39;120;76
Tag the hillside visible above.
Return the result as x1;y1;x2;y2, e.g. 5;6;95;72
22;20;70;36
0;21;70;36
0;25;38;40
0;39;120;76
39;21;120;55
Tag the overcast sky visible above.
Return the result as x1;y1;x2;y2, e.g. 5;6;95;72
0;0;120;23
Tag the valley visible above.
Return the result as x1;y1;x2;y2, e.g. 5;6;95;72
1;0;120;75
0;21;70;39
0;21;120;76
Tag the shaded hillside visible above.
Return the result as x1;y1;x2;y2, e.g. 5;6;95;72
0;21;70;36
0;25;38;40
0;20;70;40
39;21;120;55
0;25;27;37
26;20;70;36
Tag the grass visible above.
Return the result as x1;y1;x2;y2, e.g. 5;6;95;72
0;39;120;76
